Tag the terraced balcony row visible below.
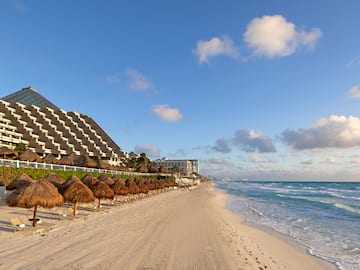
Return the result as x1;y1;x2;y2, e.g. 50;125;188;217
0;100;126;166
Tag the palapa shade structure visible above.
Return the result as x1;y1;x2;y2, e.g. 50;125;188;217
42;154;60;164
0;146;18;159
62;175;82;191
159;166;169;174
112;178;129;201
19;149;42;163
63;180;95;217
6;179;64;227
96;158;110;170
59;153;77;166
6;173;34;190
75;154;97;168
90;181;114;208
41;173;64;192
98;175;115;186
81;174;99;187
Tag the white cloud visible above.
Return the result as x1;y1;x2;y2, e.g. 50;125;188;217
134;145;160;158
244;15;322;58
106;72;122;83
347;85;360;99
212;129;276;153
233;129;276;153
152;104;183;122
193;36;239;63
282;115;360;150
249;154;263;163
125;68;152;91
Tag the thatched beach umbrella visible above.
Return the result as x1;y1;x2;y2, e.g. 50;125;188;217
63;180;95;217
75;154;97;168
96;158;110;170
62;175;82;191
81;174;99;187
59;153;77;166
6;173;34;191
159;166;169;174
98;175;115;186
0;146;18;159
6;180;64;227
90;181;114;208
41;173;64;192
112;178;129;201
19;149;42;163
42;154;60;164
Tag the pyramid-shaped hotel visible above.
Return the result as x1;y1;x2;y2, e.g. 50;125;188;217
0;87;126;166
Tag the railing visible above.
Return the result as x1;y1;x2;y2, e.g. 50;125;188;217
0;158;170;177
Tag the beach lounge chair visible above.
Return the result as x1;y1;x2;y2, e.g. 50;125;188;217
10;217;26;231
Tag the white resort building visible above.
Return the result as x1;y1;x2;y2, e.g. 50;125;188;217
155;158;199;176
0;87;126;166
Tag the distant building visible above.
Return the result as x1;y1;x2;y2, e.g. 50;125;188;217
0;87;126;166
154;158;199;176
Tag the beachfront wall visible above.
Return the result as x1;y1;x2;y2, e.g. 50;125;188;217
154;159;199;176
0;87;126;166
0;158;170;177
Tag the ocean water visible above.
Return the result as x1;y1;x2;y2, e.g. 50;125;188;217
214;181;360;270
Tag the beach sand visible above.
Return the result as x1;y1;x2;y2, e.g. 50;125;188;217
0;183;335;270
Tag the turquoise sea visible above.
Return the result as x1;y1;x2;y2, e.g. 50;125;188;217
214;181;360;270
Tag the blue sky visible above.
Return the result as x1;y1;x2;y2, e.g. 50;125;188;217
1;0;360;181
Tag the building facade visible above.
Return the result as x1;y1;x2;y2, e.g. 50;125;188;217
0;87;126;166
155;158;199;176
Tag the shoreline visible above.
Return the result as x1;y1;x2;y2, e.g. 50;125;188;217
0;182;337;269
212;183;337;270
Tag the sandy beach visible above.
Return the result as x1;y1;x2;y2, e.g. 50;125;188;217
0;183;335;270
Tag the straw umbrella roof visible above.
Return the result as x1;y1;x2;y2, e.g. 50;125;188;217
91;181;114;200
75;154;97;168
159;166;169;174
137;165;148;173
41;173;64;192
0;146;18;159
42;154;60;164
6;179;63;226
81;174;99;187
96;158;110;170
59;153;77;166
19;149;42;163
98;175;115;186
126;178;141;195
112;178;129;196
42;173;64;184
61;175;81;193
6;179;64;208
63;180;95;203
148;165;159;173
6;173;34;190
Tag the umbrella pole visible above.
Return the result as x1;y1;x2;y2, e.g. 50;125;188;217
73;201;77;217
33;205;37;227
98;198;101;209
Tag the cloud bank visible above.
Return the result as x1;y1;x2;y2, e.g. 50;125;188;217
347;85;360;99
282;115;360;150
193;36;239;63
194;15;322;63
244;15;322;58
152;104;183;122
212;129;276;153
125;68;152;91
134;145;160;158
